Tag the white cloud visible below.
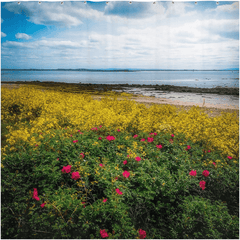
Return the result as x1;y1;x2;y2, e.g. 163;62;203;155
15;33;32;40
4;2;103;27
1;32;6;38
209;2;239;13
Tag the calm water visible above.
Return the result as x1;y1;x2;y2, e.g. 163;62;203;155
1;70;239;88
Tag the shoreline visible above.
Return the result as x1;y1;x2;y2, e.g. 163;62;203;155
2;82;239;116
1;80;239;95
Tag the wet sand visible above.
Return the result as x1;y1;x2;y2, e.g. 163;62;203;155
2;82;239;118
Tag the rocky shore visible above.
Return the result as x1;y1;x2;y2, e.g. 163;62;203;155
1;81;239;96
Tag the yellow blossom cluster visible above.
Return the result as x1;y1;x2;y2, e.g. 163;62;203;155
1;85;239;158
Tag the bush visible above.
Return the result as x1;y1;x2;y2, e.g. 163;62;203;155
1;126;239;239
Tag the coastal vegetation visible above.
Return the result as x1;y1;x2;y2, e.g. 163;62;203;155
1;84;239;239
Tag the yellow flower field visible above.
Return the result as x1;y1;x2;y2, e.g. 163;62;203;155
1;85;239;158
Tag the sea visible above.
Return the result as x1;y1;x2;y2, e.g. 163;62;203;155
1;70;239;107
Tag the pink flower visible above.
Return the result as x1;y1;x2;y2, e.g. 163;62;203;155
139;229;146;239
35;144;38;147
117;129;120;132
33;188;40;201
149;133;154;135
212;162;216;166
123;160;128;165
189;170;197;176
73;140;78;143
79;132;83;134
116;188;123;195
91;127;98;131
147;137;154;142
208;150;211;152
202;170;209;177
150;133;157;136
82;202;86;208
72;172;80;180
99;164;104;167
80;153;85;158
77;130;81;132
187;145;191;150
100;229;109;238
171;134;175;137
98;137;102;140
140;138;145;142
115;177;118;180
70;135;73;137
57;158;59;161
122;171;130;178
169;139;173;143
103;198;107;203
127;154;130;158
99;125;102;128
40;203;46;208
227;156;232;160
135;156;141;162
106;135;115;141
199;180;206;190
133;134;138;138
61;165;72;173
156;144;162;149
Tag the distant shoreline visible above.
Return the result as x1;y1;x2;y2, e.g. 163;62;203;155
1;69;239;72
1;81;239;96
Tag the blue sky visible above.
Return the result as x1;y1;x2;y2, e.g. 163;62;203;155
1;1;239;69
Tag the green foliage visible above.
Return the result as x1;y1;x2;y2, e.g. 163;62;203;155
1;126;239;239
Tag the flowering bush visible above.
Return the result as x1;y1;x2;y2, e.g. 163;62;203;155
1;85;239;239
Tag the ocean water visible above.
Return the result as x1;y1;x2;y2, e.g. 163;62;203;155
1;70;239;88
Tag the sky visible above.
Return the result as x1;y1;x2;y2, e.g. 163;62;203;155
1;1;239;70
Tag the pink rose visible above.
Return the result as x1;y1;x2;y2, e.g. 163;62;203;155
117;129;120;132
140;138;145;142
212;162;216;166
99;164;104;167
98;137;102;140
135;156;141;162
35;144;38;147
100;229;109;238
202;170;209;177
73;140;78;143
99;125;102;128
133;134;138;138
127;154;130;158
106;135;115;141
189;170;197;176
40;203;46;208
171;134;174;137
70;135;73;137
139;229;146;239
61;165;72;173
199;180;206;190
123;160;128;165
33;188;40;201
103;198;107;203
116;188;123;195
91;127;98;131
156;144;162;149
147;137;154;142
208;150;211;152
187;145;191;150
115;177;118;180
82;202;86;208
122;171;130;178
169;139;173;143
80;153;84;158
72;172;80;180
57;158;59;161
227;156;233;160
